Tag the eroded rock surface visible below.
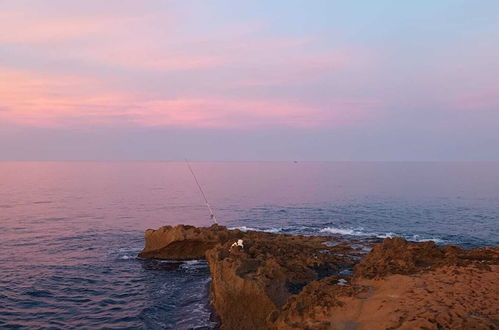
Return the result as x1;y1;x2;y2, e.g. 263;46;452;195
206;232;361;329
355;237;499;278
138;224;242;260
269;276;366;329
139;226;499;330
324;265;499;330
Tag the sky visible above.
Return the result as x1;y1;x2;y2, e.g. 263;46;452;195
0;0;498;161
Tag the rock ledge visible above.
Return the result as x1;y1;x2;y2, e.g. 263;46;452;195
139;225;499;329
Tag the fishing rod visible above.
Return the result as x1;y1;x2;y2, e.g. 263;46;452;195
185;159;218;224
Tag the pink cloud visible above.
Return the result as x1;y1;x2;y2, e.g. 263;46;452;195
0;10;125;43
75;47;222;71
147;97;371;128
0;67;377;128
0;68;128;126
132;98;324;128
0;6;378;129
449;86;499;111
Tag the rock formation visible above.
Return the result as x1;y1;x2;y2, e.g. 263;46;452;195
270;238;499;330
354;237;499;278
138;224;242;260
206;231;362;329
139;226;499;330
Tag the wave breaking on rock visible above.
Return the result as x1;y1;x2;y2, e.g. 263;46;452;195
138;224;499;329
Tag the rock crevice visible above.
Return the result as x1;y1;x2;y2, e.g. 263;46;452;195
139;225;499;330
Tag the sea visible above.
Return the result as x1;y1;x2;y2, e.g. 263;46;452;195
1;162;498;329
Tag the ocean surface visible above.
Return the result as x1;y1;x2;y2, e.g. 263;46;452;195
1;162;498;329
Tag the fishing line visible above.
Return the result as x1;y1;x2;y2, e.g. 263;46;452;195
185;159;217;224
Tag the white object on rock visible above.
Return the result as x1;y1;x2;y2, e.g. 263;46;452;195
337;278;348;286
231;239;244;249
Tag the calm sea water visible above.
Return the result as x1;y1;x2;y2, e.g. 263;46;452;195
1;162;498;329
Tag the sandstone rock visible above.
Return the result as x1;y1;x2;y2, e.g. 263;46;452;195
139;225;362;329
206;232;360;329
325;265;499;330
138;224;242;260
138;226;499;329
268;276;366;329
354;237;499;278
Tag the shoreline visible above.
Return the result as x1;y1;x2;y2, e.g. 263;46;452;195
139;224;499;329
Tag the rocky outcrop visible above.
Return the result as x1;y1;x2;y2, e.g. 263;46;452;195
268;276;367;329
268;238;499;329
322;265;499;330
139;226;499;330
138;224;243;260
139;225;364;329
354;237;499;278
206;232;361;329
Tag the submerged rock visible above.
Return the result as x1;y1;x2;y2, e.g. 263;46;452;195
139;226;499;330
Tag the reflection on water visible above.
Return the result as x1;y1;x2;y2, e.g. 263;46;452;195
0;162;498;328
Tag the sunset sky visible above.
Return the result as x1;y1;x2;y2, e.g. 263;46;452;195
1;0;498;160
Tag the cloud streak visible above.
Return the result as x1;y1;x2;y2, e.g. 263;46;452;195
0;3;373;129
0;0;498;160
0;67;377;128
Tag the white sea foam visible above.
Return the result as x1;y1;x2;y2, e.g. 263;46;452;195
229;226;281;233
180;260;208;270
119;255;135;260
319;227;443;243
108;246;142;261
232;225;445;244
182;260;205;267
409;235;444;243
319;227;367;236
376;232;396;238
